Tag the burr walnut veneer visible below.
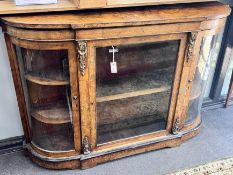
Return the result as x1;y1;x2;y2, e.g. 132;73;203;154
0;2;230;169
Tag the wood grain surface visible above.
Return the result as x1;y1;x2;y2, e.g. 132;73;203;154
0;0;221;15
1;2;230;29
0;1;229;169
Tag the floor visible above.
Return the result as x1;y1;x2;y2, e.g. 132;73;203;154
0;106;233;175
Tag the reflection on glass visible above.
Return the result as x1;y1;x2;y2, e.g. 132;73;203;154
96;41;180;144
15;47;74;151
203;31;224;97
221;51;233;96
185;35;221;124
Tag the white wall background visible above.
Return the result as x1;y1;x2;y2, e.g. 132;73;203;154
0;28;23;140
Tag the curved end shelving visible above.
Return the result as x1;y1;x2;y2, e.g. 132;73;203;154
32;105;71;124
25;74;70;86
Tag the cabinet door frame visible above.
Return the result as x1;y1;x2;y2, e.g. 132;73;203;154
180;29;223;130
8;37;81;156
78;33;193;152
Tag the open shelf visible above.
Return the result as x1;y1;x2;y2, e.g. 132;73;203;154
96;89;170;139
31;104;71;124
32;133;74;151
32;117;74;151
25;74;69;86
97;68;173;99
97;86;170;102
96;67;172;144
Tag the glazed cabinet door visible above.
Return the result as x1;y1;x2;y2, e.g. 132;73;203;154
10;39;80;156
78;33;191;152
182;33;224;126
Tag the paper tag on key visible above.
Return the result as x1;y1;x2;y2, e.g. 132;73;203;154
110;61;118;73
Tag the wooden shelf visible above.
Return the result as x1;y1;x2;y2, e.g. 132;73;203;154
31;121;74;151
96;86;170;102
25;74;69;86
32;104;71;124
97;67;173;95
96;67;173;102
32;133;74;151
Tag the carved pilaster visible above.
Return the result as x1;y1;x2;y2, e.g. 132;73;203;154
77;41;87;76
83;136;91;155
172;118;180;135
186;32;197;63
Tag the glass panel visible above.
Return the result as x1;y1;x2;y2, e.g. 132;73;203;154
96;41;180;144
221;52;233;96
203;31;224;98
15;47;74;151
185;35;220;124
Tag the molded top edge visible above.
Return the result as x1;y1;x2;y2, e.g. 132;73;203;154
1;2;231;29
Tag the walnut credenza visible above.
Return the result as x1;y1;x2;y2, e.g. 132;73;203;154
0;2;230;169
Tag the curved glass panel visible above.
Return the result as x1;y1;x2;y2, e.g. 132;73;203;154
221;52;233;96
185;34;222;124
15;47;74;151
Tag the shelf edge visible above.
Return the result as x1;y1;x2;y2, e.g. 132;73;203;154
25;74;69;86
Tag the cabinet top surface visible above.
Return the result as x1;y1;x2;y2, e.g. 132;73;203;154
1;2;230;29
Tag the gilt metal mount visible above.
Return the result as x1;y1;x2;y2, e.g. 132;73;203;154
172;118;180;135
83;136;91;155
77;41;87;76
186;32;197;63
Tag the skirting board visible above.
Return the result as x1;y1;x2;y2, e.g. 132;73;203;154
202;96;233;111
0;136;24;155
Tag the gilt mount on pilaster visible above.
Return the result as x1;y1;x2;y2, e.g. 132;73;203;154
172;118;180;135
186;32;198;63
77;41;87;76
83;136;91;155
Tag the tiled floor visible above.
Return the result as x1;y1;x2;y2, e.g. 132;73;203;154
0;106;233;175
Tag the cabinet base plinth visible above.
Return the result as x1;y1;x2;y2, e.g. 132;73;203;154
28;152;81;170
26;117;201;170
